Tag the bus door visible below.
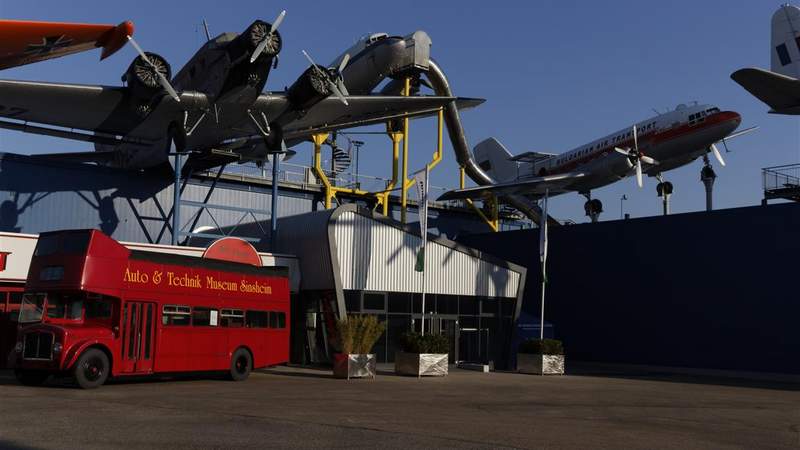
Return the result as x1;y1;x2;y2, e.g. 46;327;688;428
121;302;156;373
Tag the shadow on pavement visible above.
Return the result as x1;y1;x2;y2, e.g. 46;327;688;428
567;363;800;391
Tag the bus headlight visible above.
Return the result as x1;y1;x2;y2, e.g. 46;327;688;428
53;343;63;354
14;341;22;353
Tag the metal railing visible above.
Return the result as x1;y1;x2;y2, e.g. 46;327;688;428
763;163;800;192
197;161;461;208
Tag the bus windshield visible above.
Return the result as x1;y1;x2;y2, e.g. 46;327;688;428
18;293;46;323
18;292;85;323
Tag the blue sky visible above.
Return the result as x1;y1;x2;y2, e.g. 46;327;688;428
0;1;795;223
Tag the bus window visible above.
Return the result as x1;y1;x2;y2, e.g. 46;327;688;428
220;309;244;328
276;312;286;329
85;297;113;319
192;307;219;327
8;292;23;322
46;293;84;320
18;293;46;323
162;305;191;326
245;310;268;328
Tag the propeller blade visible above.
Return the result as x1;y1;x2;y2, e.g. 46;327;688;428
126;36;180;102
614;147;629;156
632;125;638;151
635;159;643;188
156;71;180;102
270;10;286;34
338;53;350;73
127;35;152;65
250;11;285;63
710;143;726;167
328;81;348;106
250;39;270;63
640;155;659;166
301;49;319;68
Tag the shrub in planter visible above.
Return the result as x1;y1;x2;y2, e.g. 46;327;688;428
517;338;564;375
333;315;385;379
395;332;449;377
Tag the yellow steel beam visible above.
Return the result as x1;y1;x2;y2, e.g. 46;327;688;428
459;167;499;232
375;128;402;216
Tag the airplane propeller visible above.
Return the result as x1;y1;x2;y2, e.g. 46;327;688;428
709;143;726;167
126;36;180;103
614;125;658;188
301;50;349;106
250;10;285;63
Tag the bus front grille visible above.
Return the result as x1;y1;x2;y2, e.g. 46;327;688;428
23;332;54;360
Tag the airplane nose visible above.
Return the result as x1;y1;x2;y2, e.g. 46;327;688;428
718;111;742;125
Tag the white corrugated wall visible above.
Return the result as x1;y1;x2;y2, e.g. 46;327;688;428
333;211;520;298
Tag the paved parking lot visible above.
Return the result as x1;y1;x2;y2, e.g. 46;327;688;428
0;366;798;449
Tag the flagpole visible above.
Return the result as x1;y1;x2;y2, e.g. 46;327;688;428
420;167;429;336
539;190;549;341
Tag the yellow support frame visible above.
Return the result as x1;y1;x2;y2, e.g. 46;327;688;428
460;167;499;232
312;132;370;208
311;77;445;218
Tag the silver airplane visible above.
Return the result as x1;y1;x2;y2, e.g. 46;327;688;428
0;14;479;172
438;102;755;217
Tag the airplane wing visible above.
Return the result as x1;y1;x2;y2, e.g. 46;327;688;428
437;172;588;201
254;94;484;140
0;20;133;70
731;67;800;114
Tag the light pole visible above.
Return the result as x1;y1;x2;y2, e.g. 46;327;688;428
620;194;628;220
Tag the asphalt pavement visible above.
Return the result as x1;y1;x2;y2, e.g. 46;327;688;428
0;366;797;449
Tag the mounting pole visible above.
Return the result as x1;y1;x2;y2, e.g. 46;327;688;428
701;163;716;212
401;77;411;223
170;151;186;246
270;151;280;247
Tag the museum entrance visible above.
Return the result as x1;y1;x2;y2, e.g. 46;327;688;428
414;314;459;363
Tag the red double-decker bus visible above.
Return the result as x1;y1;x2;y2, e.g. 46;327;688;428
12;229;290;389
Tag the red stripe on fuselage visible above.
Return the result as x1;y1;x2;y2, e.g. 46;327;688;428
546;111;741;174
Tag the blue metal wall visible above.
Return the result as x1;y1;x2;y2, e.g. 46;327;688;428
0;152;496;248
458;202;800;375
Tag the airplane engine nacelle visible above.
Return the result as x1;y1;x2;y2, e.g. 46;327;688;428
594;151;634;179
286;65;333;111
121;52;173;100
239;20;282;59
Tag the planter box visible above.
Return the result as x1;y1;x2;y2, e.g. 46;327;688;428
518;353;564;375
333;353;376;379
394;352;448;377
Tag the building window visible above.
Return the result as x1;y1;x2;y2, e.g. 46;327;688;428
362;292;386;312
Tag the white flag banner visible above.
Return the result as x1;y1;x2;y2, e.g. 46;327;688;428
412;167;429;237
539;190;549;279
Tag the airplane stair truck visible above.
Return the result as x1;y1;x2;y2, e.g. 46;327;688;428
335;31;553;226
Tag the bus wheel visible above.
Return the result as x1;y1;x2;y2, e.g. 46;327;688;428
74;348;110;389
228;348;252;381
14;370;49;386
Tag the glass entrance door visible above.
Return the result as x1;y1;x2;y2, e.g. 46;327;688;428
416;314;459;363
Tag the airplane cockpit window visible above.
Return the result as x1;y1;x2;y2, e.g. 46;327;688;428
706;107;720;114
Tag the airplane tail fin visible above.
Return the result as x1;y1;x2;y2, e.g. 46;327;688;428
472;137;519;183
771;4;800;78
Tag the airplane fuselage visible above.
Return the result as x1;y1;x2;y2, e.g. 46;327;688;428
529;103;741;194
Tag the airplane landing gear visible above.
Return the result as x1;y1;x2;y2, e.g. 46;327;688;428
582;193;603;223
701;155;717;212
656;173;673;216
